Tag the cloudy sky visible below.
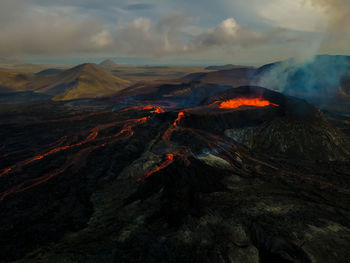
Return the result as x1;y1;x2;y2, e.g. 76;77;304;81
1;0;349;65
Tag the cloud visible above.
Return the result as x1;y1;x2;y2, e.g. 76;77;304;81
0;0;349;63
0;4;108;56
109;14;185;57
190;18;264;49
258;0;326;32
0;6;94;55
305;0;350;52
0;5;306;64
307;0;350;32
0;0;186;57
187;17;303;58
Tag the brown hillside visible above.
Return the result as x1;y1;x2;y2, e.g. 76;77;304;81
0;72;34;93
27;63;131;101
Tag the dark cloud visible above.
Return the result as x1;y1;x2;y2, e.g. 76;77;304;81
0;0;349;62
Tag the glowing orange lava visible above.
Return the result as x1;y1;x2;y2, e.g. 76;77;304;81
137;153;174;181
213;97;279;109
0;114;152;200
143;105;165;114
173;112;184;126
138;111;186;181
0;130;99;178
120;105;165;114
162;112;185;141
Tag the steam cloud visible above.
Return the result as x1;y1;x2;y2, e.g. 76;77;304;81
256;55;350;99
256;0;350;100
306;0;350;51
307;0;350;32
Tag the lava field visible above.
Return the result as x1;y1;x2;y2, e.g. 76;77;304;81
0;86;350;263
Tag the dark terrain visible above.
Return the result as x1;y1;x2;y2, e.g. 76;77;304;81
0;56;350;263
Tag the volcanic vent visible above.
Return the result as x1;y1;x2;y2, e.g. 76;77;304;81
180;86;350;161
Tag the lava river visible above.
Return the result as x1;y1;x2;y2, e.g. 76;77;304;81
0;106;165;201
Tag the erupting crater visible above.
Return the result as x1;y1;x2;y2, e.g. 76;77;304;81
212;97;279;109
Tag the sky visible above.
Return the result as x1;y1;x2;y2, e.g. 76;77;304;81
0;0;350;65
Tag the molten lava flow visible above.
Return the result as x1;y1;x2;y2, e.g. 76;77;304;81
173;111;184;126
0;114;153;200
120;105;165;114
97;116;149;142
0;115;151;179
143;105;165;114
137;154;174;181
213;97;279;109
0;168;66;201
162;112;185;141
0;143;101;201
0;130;99;177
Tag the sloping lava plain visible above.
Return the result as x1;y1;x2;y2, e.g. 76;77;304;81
1;86;350;263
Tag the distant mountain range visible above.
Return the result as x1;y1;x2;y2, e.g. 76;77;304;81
0;63;130;101
99;59;119;69
30;63;130;100
205;64;245;71
0;58;63;72
0;55;349;103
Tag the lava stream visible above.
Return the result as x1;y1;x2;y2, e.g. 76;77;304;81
0;130;98;177
0;168;66;201
0;136;68;160
0;143;103;201
0;116;149;178
0;116;150;201
162;112;185;141
212;97;279;109
137;154;175;181
120;105;165;114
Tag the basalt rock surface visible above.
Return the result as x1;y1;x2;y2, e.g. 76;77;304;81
0;87;349;263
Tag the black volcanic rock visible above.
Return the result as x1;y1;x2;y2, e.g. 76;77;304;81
0;86;350;263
